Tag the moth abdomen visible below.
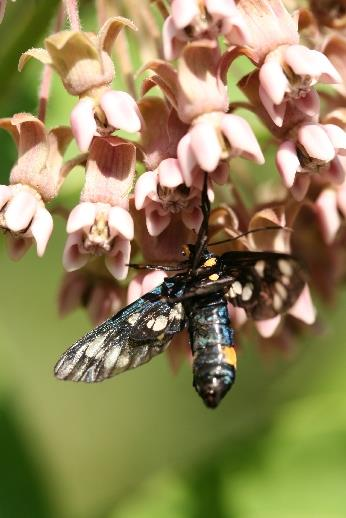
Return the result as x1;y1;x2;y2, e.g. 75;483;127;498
187;294;237;408
192;345;236;408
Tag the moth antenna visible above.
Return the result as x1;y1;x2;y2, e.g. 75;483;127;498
208;226;293;247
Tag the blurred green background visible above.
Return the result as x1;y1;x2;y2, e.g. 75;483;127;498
0;1;345;517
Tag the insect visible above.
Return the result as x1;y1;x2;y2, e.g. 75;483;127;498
54;177;306;408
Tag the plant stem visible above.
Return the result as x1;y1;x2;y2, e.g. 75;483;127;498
96;0;107;26
64;0;81;30
38;4;65;122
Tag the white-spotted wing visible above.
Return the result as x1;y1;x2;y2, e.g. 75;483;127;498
220;251;306;320
54;283;186;383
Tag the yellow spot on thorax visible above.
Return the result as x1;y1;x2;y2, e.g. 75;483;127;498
182;245;190;258
223;346;237;367
203;257;217;268
209;273;219;281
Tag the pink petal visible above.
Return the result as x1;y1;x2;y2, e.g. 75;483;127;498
31;206;53;257
0;185;11;210
171;0;199;29
145;205;171;237
134;170;158;210
221;114;264;164
337;181;346;217
225;14;250;47
259;60;289;105
227;304;247;329
58;273;86;317
5;190;37;232
284;45;321;77
181;207;203;231
105;239;131;280
87;285;113;325
62;233;88;271
276;141;300;188
158;158;184;188
162;16;182;61
285;46;341;83
322;124;346;155
190;123;222;172
295;89;320;117
288;284;316;324
315;189;341;243
325;158;345;185
127;271;166;305
142;270;166;295
211;162;229;185
66;202;96;233
255;316;281;338
127;274;145;304
315;51;342;83
6;235;32;261
177;133;197;187
298;124;335;161
291;174;311;201
108;206;134;240
259;85;286;127
70;98;96;152
100;90;141;133
206;0;237;17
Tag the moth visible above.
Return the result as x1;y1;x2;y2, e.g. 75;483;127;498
55;178;306;408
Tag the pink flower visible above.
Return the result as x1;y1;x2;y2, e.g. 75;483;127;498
178;112;264;185
276;123;346;200
0;113;72;259
135;158;206;236
0;184;53;259
63;202;133;279
63;137;136;280
70;90;141;152
19;18;141;152
235;0;299;60
315;188;342;244
143;43;264;184
259;44;341;127
163;0;248;60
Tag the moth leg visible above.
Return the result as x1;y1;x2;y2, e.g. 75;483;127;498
192;173;210;272
127;262;189;272
164;276;235;303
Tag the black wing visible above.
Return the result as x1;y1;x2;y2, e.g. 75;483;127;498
219;251;306;320
54;282;186;383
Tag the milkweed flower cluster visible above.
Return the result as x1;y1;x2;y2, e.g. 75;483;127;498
1;0;346;367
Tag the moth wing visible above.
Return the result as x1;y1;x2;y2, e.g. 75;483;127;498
220;251;306;320
54;283;186;383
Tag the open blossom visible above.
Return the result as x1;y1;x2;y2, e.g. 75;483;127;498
163;0;248;60
135;158;206;236
258;44;341;127
0;113;72;259
231;1;341;126
276;123;346;200
144;42;264;185
63;137;135;280
178;112;264;186
19;18;141;151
